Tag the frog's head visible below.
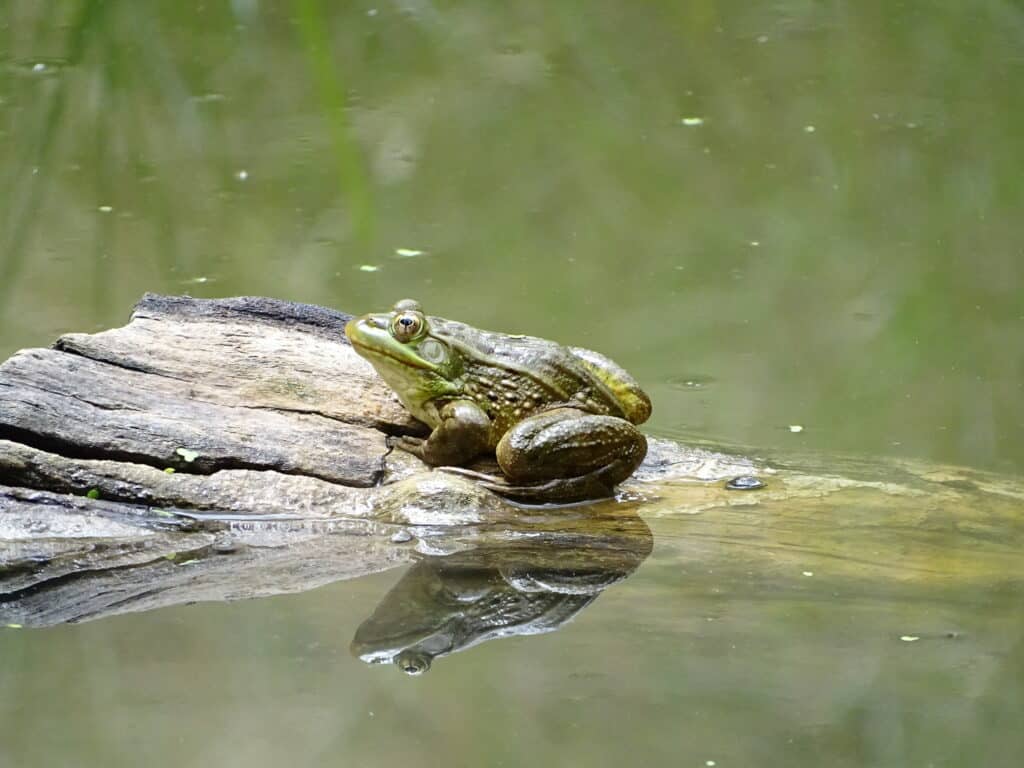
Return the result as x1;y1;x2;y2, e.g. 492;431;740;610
345;299;463;421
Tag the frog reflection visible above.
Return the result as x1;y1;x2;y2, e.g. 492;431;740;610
351;524;652;674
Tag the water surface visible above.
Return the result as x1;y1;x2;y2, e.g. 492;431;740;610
1;2;1022;766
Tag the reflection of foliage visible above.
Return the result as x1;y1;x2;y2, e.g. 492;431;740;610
0;0;376;315
0;0;107;308
295;0;373;242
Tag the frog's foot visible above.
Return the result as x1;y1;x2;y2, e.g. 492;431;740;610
437;466;506;483
390;435;427;459
439;465;619;505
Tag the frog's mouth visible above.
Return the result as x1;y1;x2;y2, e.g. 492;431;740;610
345;315;434;371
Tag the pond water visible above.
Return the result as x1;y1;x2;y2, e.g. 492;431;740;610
1;2;1022;766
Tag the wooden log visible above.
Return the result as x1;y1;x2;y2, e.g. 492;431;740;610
1;293;1020;636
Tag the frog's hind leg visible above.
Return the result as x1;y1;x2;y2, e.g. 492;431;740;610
489;407;648;503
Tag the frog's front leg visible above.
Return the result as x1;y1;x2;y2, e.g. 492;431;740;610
393;399;491;466
493;407;647;502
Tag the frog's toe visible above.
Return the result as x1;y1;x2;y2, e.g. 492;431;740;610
437;466;507;484
391;435;426;456
481;471;618;505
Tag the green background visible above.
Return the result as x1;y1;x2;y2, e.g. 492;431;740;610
1;2;1022;766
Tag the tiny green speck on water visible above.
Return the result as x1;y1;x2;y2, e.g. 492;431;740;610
85;488;100;499
164;467;175;474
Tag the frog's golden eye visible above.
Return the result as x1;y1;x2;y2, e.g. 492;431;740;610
390;311;424;342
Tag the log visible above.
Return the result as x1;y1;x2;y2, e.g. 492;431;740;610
1;294;1021;644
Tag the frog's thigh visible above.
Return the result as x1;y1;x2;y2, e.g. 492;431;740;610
496;407;647;484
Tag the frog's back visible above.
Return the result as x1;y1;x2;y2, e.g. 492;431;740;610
430;318;651;426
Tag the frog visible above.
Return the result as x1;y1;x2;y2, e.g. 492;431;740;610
344;299;651;503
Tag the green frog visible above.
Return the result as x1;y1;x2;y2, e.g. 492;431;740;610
345;299;651;502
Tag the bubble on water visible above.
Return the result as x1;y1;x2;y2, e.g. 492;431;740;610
395;247;425;258
236;170;249;180
788;424;804;433
32;62;46;72
804;125;816;133
359;264;380;272
680;117;704;127
749;240;760;247
900;635;920;642
668;374;716;391
367;8;378;15
756;34;769;43
98;205;113;213
726;476;765;491
802;571;814;577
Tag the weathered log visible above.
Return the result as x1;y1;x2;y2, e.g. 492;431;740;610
0;293;755;515
1;294;1021;643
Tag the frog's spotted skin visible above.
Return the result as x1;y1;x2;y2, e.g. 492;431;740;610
345;299;650;503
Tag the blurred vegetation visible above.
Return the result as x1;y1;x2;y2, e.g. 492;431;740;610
0;0;1022;475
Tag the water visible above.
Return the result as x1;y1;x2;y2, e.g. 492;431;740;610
1;2;1023;766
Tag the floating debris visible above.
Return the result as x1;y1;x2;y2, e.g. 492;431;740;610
86;488;100;500
680;117;705;127
164;467;176;474
359;264;380;272
668;374;716;391
98;205;113;213
5;624;23;629
802;571;814;577
395;248;425;258
900;635;920;642
725;475;765;491
804;125;816;133
788;425;804;433
236;170;249;181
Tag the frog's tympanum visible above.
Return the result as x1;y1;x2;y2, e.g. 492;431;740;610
345;299;651;502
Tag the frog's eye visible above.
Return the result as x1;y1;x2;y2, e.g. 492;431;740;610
417;339;448;365
390;311;425;342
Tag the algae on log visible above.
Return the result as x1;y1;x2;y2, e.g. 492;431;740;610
0;294;1021;634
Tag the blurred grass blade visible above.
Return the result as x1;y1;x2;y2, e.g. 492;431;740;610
0;0;108;307
294;0;374;242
